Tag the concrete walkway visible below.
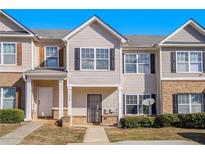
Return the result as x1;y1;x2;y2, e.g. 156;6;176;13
83;126;109;143
0;121;46;145
114;140;199;145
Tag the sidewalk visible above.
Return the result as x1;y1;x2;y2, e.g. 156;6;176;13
0;121;46;145
83;126;109;143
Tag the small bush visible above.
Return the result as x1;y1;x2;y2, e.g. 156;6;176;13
120;116;155;128
178;113;205;129
155;114;179;127
0;109;24;124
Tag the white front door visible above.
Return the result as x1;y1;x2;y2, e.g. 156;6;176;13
38;87;53;117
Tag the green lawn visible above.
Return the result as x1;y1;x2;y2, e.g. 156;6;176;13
105;127;205;144
0;124;20;137
19;121;87;145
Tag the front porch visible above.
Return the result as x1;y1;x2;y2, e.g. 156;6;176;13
23;70;123;126
23;68;67;121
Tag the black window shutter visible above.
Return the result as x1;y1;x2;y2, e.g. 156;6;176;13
110;48;115;70
151;94;156;115
171;52;176;73
122;53;125;73
203;52;205;73
75;48;80;70
123;94;125;115
173;94;178;114
150;54;155;74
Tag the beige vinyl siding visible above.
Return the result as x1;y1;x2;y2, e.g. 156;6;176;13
72;87;118;116
164;25;205;43
0;13;24;32
161;47;205;78
68;21;121;85
34;41;65;68
0;37;32;72
122;50;157;94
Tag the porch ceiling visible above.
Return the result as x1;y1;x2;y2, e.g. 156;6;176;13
24;68;67;80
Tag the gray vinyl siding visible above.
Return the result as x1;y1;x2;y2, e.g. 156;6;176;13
0;13;24;32
161;47;205;78
68;21;121;85
122;50;157;94
164;25;205;44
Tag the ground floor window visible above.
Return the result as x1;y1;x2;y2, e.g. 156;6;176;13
125;94;151;115
0;87;16;109
177;94;204;114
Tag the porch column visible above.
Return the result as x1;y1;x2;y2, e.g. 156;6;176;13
58;79;64;119
68;86;72;125
25;79;32;121
118;87;123;126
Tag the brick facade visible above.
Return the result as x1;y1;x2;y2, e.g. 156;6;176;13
161;80;205;113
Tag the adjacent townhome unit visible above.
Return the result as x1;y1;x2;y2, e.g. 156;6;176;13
0;9;204;126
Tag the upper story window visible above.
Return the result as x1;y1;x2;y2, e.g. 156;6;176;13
80;48;110;70
176;51;202;73
176;94;203;114
0;87;16;109
45;46;59;68
0;43;16;65
125;53;150;74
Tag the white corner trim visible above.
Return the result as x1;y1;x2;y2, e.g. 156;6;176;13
31;39;34;70
160;19;205;44
63;16;127;43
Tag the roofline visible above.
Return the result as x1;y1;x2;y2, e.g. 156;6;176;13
0;9;35;37
63;15;128;43
160;18;205;44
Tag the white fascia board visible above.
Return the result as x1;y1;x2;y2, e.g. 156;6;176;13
160;19;205;44
69;84;120;87
162;77;205;81
0;10;34;37
0;34;34;37
63;16;127;43
159;43;205;47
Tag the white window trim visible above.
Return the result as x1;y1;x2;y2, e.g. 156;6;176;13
80;47;110;71
176;51;203;73
44;46;59;68
0;42;17;65
124;93;151;115
177;93;204;114
0;87;16;109
124;53;151;74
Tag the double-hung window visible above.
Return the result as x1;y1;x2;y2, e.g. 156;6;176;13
80;48;110;70
0;43;16;64
45;46;59;67
125;94;151;115
176;51;202;73
125;53;150;74
0;87;16;109
177;94;203;114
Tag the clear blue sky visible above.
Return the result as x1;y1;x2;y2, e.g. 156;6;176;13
4;9;205;36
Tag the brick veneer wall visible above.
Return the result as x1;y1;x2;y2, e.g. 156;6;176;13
161;80;205;113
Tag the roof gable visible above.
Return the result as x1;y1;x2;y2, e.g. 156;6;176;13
0;10;34;36
63;15;127;43
160;19;205;44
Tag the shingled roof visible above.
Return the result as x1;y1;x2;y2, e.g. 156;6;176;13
32;29;70;39
125;35;165;47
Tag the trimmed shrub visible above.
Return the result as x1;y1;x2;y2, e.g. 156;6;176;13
0;109;24;124
155;114;179;127
120;116;155;128
178;113;205;129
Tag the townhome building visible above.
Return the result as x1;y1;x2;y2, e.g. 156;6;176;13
0;10;204;126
